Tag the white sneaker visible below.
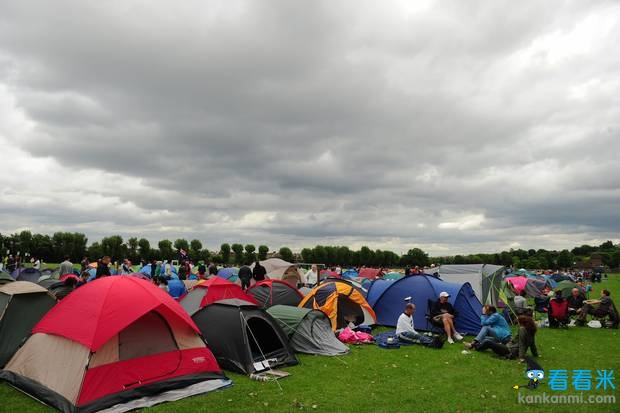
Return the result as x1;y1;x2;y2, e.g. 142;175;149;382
454;333;464;341
447;337;454;344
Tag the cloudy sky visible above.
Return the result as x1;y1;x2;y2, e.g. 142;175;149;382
1;0;619;255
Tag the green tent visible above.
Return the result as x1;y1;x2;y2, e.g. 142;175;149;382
0;271;13;286
0;281;57;367
266;305;349;356
554;280;583;298
383;272;403;280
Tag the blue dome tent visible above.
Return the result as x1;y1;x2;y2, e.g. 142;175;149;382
217;267;239;281
367;275;482;335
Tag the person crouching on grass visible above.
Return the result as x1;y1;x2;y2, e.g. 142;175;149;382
430;292;463;344
396;303;443;349
464;305;512;350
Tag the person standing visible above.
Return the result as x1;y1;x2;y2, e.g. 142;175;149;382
6;255;15;272
120;259;132;275
96;256;111;278
80;256;89;272
32;256;42;270
59;256;74;275
238;264;253;291
305;264;318;287
253;260;267;282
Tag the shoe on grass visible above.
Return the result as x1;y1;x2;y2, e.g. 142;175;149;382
463;342;473;350
447;337;454;344
454;333;464;341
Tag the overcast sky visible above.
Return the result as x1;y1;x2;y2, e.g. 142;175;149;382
1;0;619;255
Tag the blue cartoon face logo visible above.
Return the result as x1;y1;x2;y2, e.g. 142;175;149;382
527;370;545;380
514;357;544;390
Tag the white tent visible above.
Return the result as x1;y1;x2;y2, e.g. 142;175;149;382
431;264;505;305
251;258;306;286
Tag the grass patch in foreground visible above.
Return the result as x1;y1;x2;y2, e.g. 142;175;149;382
1;276;618;412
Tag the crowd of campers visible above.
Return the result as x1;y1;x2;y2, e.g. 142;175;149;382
0;259;617;412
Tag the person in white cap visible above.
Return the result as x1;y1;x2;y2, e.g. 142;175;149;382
430;291;463;344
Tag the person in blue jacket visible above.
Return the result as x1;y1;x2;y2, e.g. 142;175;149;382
166;276;187;300
464;305;512;350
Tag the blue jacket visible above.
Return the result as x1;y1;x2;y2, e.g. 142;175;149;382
481;313;511;341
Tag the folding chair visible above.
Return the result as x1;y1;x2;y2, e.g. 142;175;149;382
548;299;569;328
425;299;445;333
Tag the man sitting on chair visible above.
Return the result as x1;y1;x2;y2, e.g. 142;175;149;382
567;288;585;317
430;292;463;344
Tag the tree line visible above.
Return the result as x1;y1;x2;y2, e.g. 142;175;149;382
1;230;618;269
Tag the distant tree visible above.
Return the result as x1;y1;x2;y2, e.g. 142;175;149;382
313;246;327;265
87;242;104;260
101;235;125;261
337;246;352;266
404;248;429;267
200;248;211;262
300;248;314;263
190;239;203;261
231;243;244;265
220;243;231;264
174;239;189;254
469;255;483;264
359;246;373;266
258;245;269;261
244;244;256;263
138;238;151;260
279;247;294;262
556;249;575;269
373;250;384;267
571;244;597;256
158;239;174;260
599;240;615;251
127;237;138;261
18;230;33;256
30;233;53;261
499;251;513;266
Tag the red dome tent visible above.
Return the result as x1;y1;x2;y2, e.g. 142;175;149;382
358;268;383;280
0;277;230;413
246;279;304;308
180;277;258;314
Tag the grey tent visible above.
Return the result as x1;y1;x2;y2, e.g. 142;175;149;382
0;270;14;286
266;305;349;356
0;281;56;367
432;264;505;306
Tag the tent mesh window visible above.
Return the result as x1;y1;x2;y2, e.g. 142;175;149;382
119;311;177;360
245;317;283;359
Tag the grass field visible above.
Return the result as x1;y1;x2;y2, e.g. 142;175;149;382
1;275;618;412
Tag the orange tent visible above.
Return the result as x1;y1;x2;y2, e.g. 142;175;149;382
299;281;376;330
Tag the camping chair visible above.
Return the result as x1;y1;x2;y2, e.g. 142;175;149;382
425;299;445;334
548;299;569;328
533;296;549;322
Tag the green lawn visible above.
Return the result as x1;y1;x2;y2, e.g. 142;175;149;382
1;276;618;412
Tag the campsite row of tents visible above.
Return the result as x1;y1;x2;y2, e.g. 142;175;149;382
1;263;574;412
0;275;354;412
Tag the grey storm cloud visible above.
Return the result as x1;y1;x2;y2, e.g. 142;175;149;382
1;0;619;255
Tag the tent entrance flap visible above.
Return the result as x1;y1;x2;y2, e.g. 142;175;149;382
245;317;285;360
337;296;363;328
